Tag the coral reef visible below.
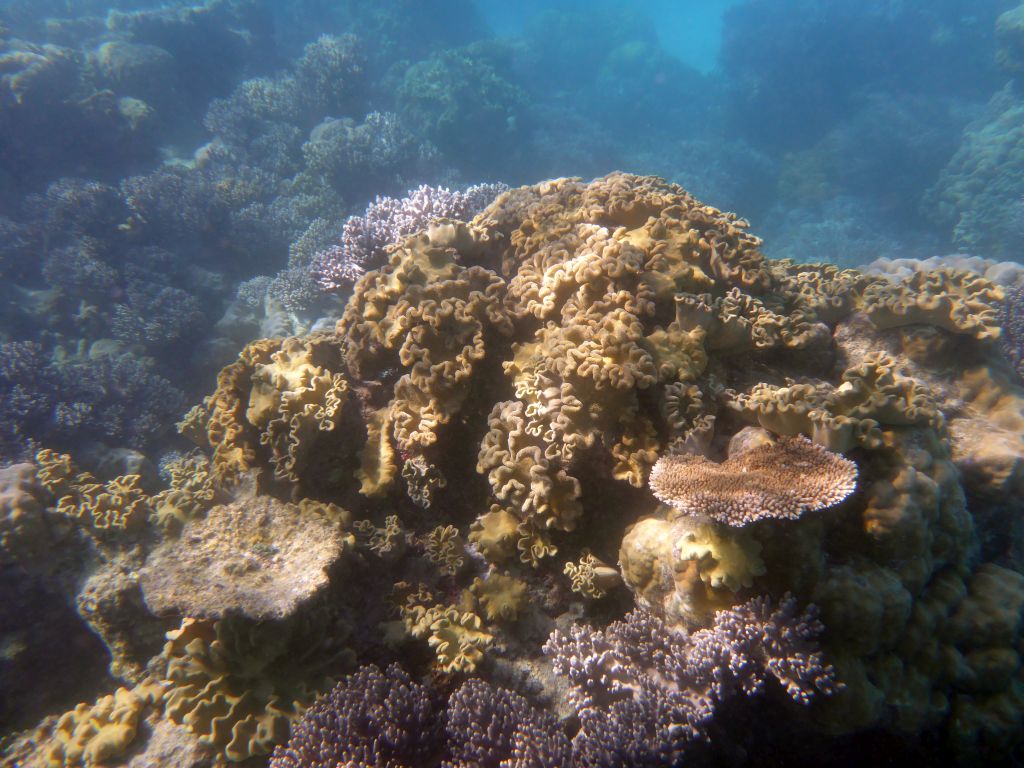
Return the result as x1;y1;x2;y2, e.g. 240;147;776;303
270;664;571;768
33;680;165;768
8;169;1024;767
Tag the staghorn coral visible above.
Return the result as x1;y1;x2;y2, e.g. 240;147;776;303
270;666;569;768
312;182;508;290
268;664;443;768
545;596;839;764
649;436;858;527
443;678;571;768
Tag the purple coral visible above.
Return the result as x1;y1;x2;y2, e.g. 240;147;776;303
311;182;508;290
544;595;840;765
444;678;571;768
1002;283;1024;380
270;666;570;768
268;663;444;768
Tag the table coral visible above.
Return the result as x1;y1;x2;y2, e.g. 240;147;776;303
141;491;354;621
649;435;858;526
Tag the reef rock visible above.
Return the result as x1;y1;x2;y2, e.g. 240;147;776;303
140;489;353;621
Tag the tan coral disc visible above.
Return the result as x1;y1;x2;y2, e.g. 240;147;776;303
649;435;858;527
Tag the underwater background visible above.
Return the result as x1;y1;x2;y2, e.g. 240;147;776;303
1;0;1024;766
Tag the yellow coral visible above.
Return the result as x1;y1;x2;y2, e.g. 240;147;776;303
40;679;164;768
468;504;521;564
471;573;529;621
564;551;622;598
861;269;1005;341
425;524;465;575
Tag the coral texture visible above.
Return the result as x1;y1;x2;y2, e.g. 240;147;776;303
545;596;839;764
649;436;858;526
141;490;353;620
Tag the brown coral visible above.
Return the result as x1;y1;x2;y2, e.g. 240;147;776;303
649;436;858;526
141;490;353;621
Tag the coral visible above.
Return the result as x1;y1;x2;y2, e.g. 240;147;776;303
187;334;352;493
618;514;766;628
563;552;621;599
353;514;406;560
312;182;508;290
37;449;150;533
270;667;568;768
728;353;942;452
340;221;513;480
1002;283;1024;379
141;489;353;621
425;524;466;575
649;436;858;527
545;596;839;763
443;678;571;768
0;462;50;564
468;504;520;563
861;269;1005;341
36;679;165;768
398;586;493;673
470;573;529;622
268;664;443;768
397;46;526;175
151;453;217;533
160;612;351;762
926;87;1024;259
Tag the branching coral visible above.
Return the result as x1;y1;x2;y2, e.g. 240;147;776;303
545;596;840;763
